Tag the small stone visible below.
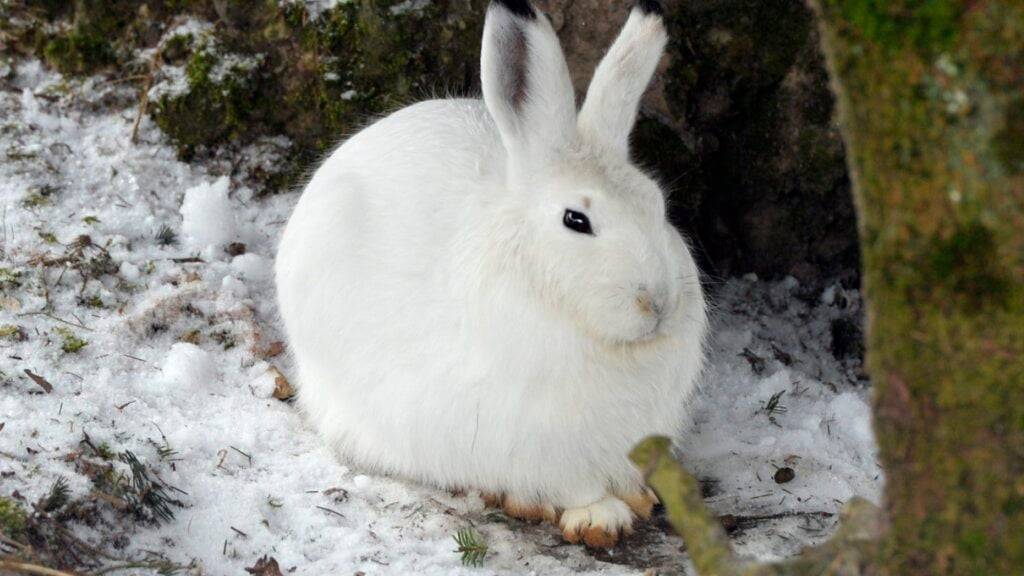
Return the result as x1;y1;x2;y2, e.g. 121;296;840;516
226;242;247;256
774;467;795;484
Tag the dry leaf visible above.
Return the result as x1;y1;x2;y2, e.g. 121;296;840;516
245;555;284;576
24;369;53;393
263;341;285;358
268;366;295;401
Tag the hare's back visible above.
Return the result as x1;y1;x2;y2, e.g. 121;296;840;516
275;99;501;358
293;97;501;251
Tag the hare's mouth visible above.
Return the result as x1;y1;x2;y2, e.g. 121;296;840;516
598;317;668;350
637;317;663;341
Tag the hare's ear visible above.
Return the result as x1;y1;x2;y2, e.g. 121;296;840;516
577;2;667;158
481;0;576;166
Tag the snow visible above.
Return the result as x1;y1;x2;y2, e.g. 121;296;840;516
283;0;356;19
181;176;237;253
0;59;881;575
155;342;219;395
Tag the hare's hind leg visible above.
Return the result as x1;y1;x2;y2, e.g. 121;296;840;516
559;496;635;549
501;495;559;524
479;492;559;524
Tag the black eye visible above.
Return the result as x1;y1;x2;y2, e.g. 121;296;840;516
563;209;593;235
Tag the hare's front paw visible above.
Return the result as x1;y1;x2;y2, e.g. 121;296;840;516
559;496;634;549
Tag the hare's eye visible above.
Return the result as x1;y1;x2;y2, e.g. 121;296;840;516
563;209;593;235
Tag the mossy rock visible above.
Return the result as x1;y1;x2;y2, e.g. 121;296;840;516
152;47;263;158
150;0;486;170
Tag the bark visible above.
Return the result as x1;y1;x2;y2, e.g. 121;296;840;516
814;0;1024;573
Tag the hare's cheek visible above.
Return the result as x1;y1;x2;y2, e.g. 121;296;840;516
577;289;662;344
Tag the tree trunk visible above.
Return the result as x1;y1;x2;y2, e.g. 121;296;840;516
813;1;1024;573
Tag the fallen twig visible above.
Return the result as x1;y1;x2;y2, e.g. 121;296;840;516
0;559;78;576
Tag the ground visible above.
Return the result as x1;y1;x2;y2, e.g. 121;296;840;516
0;60;880;575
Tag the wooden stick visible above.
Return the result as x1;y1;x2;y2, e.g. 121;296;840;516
0;559;80;576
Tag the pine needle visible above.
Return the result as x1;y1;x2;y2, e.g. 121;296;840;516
42;476;70;512
757;390;788;427
155;225;177;246
453;528;487;567
118;451;183;523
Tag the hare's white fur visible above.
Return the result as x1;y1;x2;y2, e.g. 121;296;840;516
276;1;707;539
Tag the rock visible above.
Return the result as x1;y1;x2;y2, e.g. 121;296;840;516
774;467;795;484
549;0;859;286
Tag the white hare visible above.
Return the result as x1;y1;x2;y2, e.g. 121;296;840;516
275;0;707;547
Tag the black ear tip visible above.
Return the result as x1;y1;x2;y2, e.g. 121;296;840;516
636;0;663;15
492;0;537;19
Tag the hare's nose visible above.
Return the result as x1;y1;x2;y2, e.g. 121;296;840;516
636;287;666;319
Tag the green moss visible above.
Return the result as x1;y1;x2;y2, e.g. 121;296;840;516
829;0;961;55
0;324;25;341
56;326;88;353
0;268;21;291
21;190;52;208
0;497;28;538
925;221;1010;308
96;441;115;460
81;295;105;308
42;29;115;74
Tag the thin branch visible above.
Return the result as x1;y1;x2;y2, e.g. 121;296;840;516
630;436;743;576
131;47;161;143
